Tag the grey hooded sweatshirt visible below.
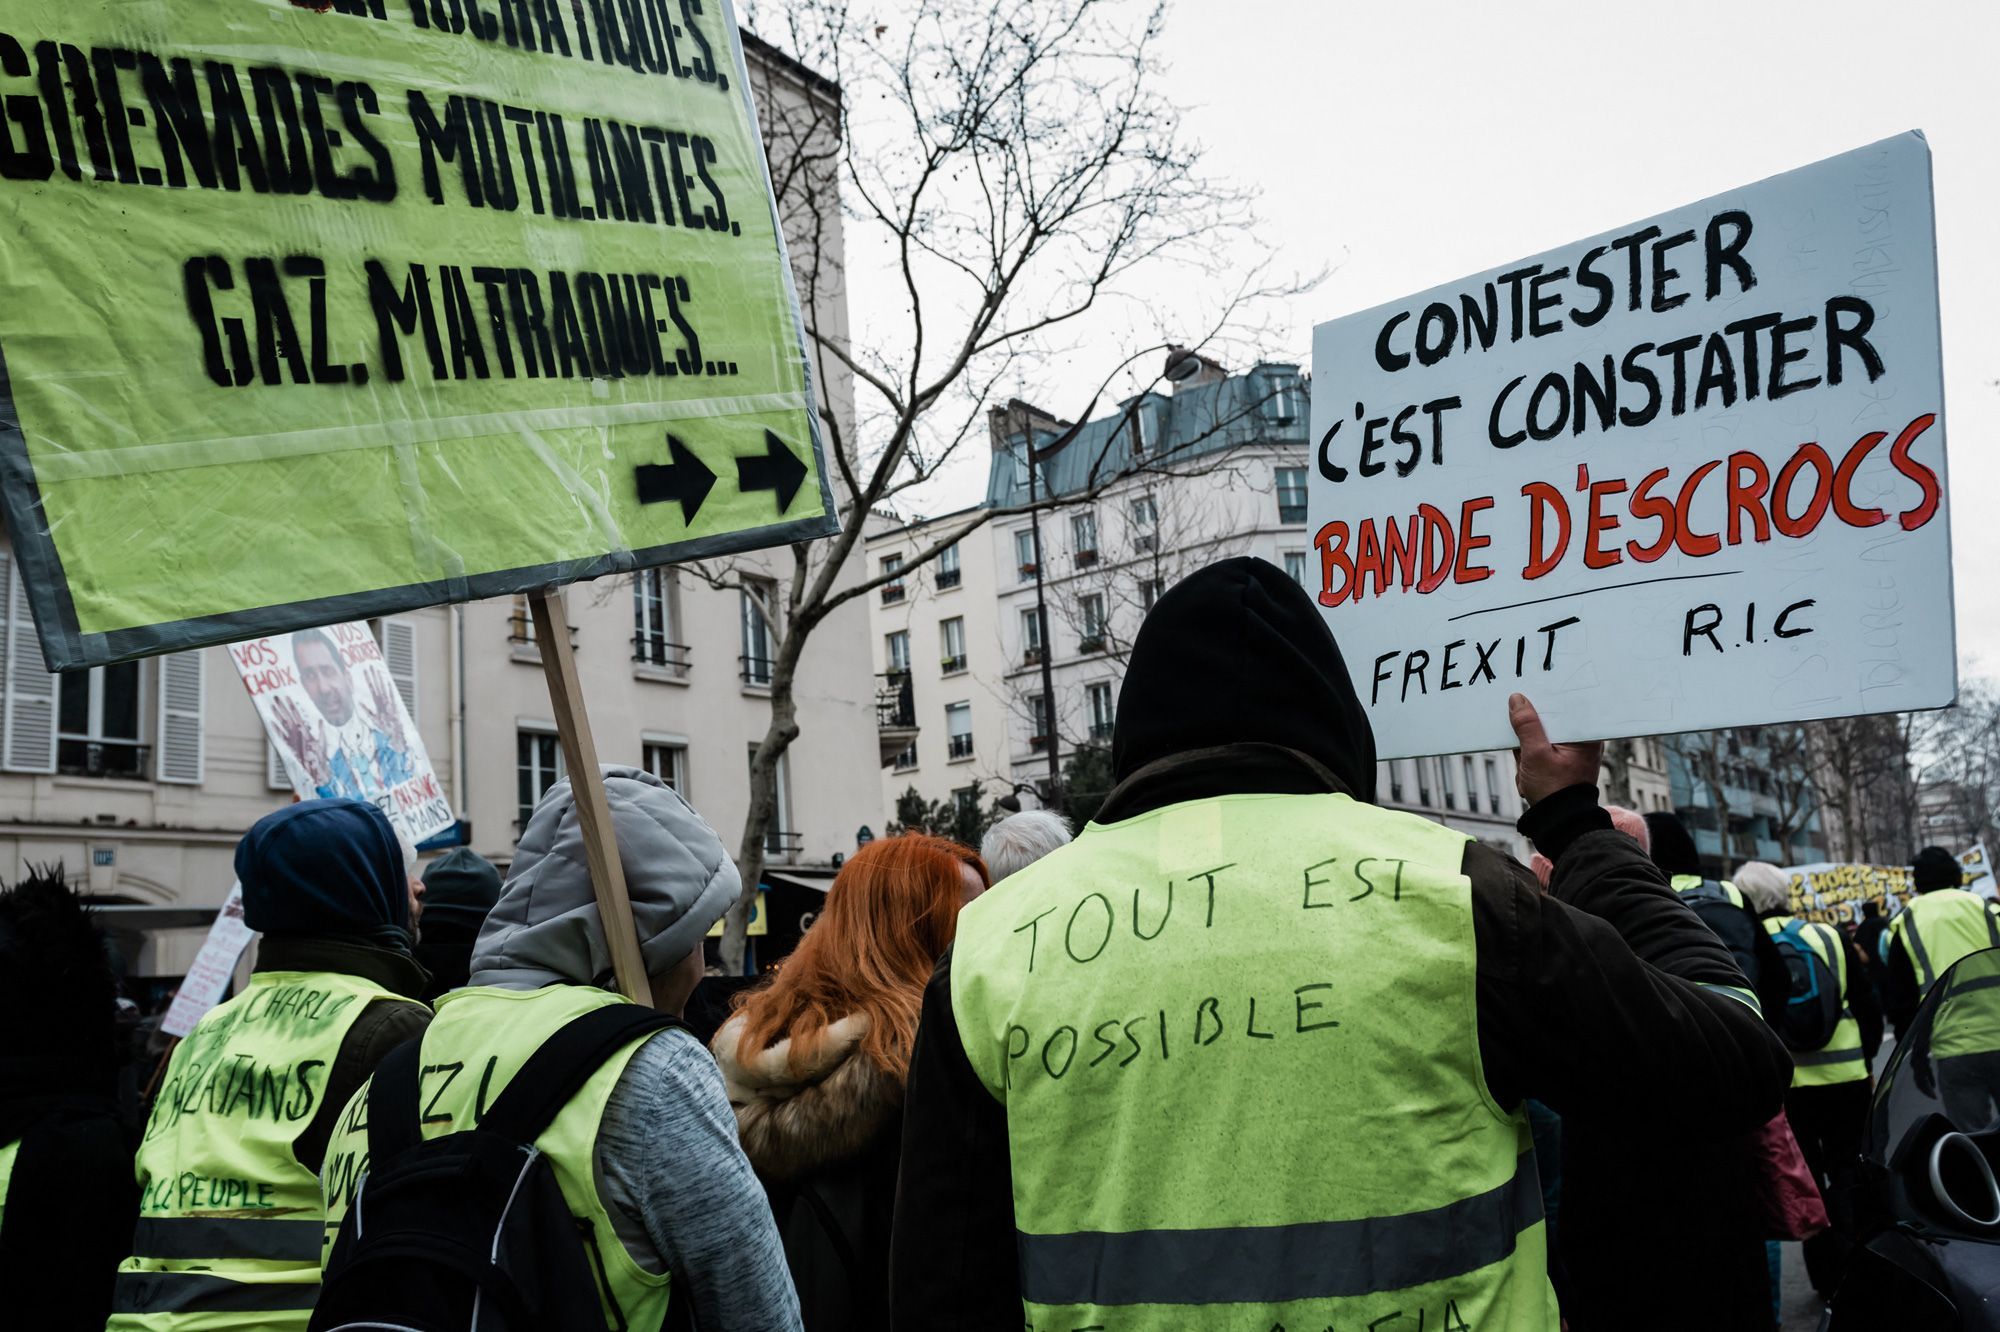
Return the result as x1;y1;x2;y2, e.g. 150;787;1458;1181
468;765;801;1331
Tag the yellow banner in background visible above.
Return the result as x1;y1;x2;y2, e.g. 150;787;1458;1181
1785;861;1914;925
0;0;834;669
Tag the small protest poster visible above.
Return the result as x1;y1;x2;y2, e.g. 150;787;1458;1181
0;0;836;671
1959;843;1994;898
230;621;454;847
1309;133;1951;758
158;883;253;1039
1785;861;1915;926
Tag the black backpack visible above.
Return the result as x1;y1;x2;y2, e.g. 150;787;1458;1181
1768;919;1845;1052
1678;879;1766;991
311;1004;681;1332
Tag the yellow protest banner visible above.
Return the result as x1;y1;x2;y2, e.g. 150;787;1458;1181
0;0;833;669
1785;860;1915;925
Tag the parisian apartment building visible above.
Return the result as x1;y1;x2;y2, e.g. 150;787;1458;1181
866;355;1537;859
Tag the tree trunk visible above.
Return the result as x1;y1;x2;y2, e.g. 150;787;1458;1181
1603;739;1633;807
720;621;806;975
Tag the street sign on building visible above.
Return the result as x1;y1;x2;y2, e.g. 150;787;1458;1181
0;0;835;670
1309;133;1952;758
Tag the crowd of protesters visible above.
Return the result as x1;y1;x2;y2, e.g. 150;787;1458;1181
3;557;1997;1331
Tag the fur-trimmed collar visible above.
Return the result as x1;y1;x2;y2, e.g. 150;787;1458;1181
711;1013;902;1181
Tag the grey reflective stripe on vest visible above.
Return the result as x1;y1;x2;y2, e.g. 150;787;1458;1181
1793;1047;1865;1067
1904;911;1938;984
1810;924;1847;990
1944;974;2000;1001
1017;1149;1541;1307
112;1270;319;1314
129;1215;325;1263
1697;981;1762;1016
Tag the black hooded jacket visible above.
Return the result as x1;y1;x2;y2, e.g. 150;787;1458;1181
888;558;1792;1331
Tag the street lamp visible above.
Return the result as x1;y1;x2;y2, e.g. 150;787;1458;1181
996;781;1044;815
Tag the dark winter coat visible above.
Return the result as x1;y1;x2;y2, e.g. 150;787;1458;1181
886;556;1794;1332
715;1013;902;1331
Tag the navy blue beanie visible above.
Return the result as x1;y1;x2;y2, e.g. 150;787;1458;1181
236;799;410;946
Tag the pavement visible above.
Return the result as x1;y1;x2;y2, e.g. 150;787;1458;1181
1777;1241;1825;1331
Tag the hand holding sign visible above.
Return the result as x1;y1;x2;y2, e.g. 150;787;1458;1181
1509;693;1603;805
270;695;334;790
362;670;409;760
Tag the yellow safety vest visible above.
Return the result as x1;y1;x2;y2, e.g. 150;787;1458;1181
0;1136;17;1234
951;790;1556;1331
1889;889;2000;992
109;969;404;1331
320;985;672;1330
1929;954;2000;1061
1763;916;1868;1087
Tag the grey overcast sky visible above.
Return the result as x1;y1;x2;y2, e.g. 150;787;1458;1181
847;0;2000;668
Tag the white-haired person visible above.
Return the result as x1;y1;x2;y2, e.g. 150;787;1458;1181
979;810;1074;884
1738;858;1882;1298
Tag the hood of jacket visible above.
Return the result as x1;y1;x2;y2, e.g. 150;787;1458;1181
470;766;739;990
1109;556;1377;803
711;1013;901;1181
237;798;411;950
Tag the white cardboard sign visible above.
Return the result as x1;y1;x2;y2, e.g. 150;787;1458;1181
229;621;454;847
159;883;254;1039
1309;133;1952;759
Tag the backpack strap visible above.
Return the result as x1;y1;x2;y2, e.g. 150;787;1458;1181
479;1004;686;1145
365;1033;428;1165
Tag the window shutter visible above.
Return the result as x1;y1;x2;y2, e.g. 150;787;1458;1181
382;619;418;723
156;651;205;784
2;553;56;774
267;741;292;790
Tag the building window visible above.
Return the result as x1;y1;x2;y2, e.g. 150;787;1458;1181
509;593;537;645
1276;466;1308;523
892;742;917;772
936;542;962;589
946;703;974;760
1484;758;1500;815
885;630;910;675
1087;682;1114;741
57;662;145;778
1463;756;1478;815
1078;593;1107;653
1020;607;1044;664
1417;759;1433;806
632;569;688;675
1441;756;1457;810
1028;694;1050;751
643;741;688;795
1388;759;1404;802
1130;494;1158;552
748;746;797;857
517;728;563;831
1283;551;1309;586
1072;511;1099;566
940;617;967;674
1263;370;1301;423
1140;577;1166;611
1015;529;1039;581
740;581;776;686
880;553;906;604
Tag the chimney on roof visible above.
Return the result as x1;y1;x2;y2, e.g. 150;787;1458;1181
1163;345;1226;392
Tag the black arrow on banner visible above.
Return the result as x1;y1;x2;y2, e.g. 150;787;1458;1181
737;430;808;512
634;434;717;523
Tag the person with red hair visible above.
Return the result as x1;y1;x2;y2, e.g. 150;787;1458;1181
712;834;987;1329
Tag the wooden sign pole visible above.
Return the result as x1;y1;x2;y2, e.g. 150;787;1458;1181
529;588;650;1004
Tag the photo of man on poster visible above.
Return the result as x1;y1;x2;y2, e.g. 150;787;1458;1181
272;627;417;803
